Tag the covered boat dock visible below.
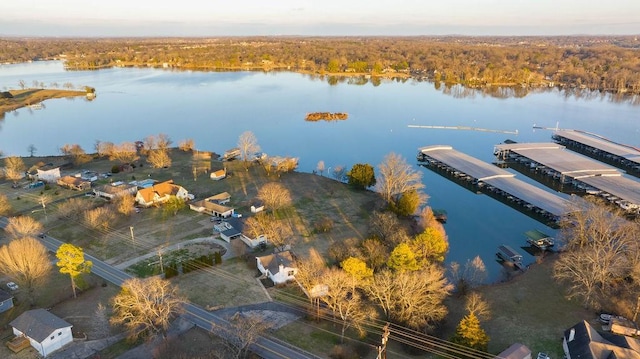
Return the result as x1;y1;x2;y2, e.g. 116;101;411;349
552;130;640;176
418;145;571;223
494;142;640;213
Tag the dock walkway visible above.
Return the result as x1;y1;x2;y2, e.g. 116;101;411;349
418;145;571;223
494;142;640;213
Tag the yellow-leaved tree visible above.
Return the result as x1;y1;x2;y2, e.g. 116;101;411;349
56;243;92;298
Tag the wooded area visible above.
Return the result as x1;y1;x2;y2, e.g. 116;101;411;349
1;36;639;96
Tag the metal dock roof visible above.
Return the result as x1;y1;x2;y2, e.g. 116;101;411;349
578;175;640;206
494;143;621;177
419;145;515;181
483;177;571;216
554;130;640;164
419;145;570;217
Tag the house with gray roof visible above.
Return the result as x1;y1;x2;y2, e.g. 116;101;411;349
9;308;73;357
563;320;640;359
256;251;297;285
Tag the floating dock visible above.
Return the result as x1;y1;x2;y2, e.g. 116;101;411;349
496;245;526;271
494;142;640;213
418;145;571;224
552;130;640;177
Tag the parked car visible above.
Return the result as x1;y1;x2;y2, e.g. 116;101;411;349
6;282;19;291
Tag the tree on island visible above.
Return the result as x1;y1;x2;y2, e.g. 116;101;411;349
56;243;92;298
346;163;376;190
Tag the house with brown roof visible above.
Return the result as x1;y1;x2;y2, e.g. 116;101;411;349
494;343;532;359
56;176;91;191
9;309;73;357
135;180;190;207
256;251;297;284
210;168;227;180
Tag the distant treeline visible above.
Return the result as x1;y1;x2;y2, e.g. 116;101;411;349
1;36;640;95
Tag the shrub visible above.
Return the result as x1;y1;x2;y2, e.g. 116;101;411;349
214;252;222;265
164;264;178;279
111;165;120;174
313;216;334;233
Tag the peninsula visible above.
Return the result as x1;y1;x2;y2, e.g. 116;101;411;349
0;88;92;115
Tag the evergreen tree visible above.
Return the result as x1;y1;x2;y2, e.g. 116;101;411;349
346;163;376;190
387;243;420;272
450;313;490;352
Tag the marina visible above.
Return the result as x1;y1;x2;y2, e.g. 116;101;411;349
552;130;640;177
417;145;571;225
494;142;640;214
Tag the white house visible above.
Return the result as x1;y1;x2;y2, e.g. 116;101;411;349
256;251;297;284
135;180;190;207
215;218;267;248
36;165;61;183
9;308;73;357
250;201;265;214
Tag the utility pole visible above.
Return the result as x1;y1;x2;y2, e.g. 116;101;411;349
158;248;164;274
40;196;48;222
129;226;135;247
376;323;390;359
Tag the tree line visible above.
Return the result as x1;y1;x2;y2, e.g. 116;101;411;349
1;36;640;95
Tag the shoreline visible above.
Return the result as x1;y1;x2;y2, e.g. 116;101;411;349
0;88;90;115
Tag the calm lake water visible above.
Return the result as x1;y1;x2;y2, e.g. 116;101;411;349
2;61;639;282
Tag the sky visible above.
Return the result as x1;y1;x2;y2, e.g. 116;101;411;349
1;0;639;37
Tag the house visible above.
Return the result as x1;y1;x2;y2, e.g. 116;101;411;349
256;251;297;284
9;308;73;357
0;288;14;313
56;176;91;191
135;180;190;207
495;343;532;359
189;192;234;218
35;165;61;183
563;320;640;359
210;168;227;180
93;181;138;200
216;218;267;248
250;201;265;214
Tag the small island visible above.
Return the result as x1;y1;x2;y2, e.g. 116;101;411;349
0;88;94;115
304;112;348;122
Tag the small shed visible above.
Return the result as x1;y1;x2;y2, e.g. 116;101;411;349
495;343;532;359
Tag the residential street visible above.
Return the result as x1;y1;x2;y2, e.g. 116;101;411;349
38;235;320;359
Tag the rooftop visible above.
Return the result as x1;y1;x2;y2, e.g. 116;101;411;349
554;130;640;164
419;145;515;181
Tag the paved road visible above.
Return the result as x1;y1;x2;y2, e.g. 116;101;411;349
39;235;320;359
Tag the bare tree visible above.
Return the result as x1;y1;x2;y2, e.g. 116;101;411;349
96;141;115;158
244;212;294;251
465;292;491;321
147;149;172;168
113;194;135;216
5;216;43;240
27;144;37;157
316;160;325;176
376;152;425;204
60;143;91;165
156;133;172;150
84;207;115;231
257;182;292;211
554;199;638;308
111;277;185;340
237;131;260;168
178;138;195;152
368;211;410;248
3;156;26;184
0;194;11;216
364;265;452;330
0;237;51;305
332;165;346;182
212;312;269;359
449;256;488;294
321;268;377;342
57;198;92;220
109;142;139;164
92;303;112;339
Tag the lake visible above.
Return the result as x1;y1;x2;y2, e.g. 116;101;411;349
1;61;639;282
